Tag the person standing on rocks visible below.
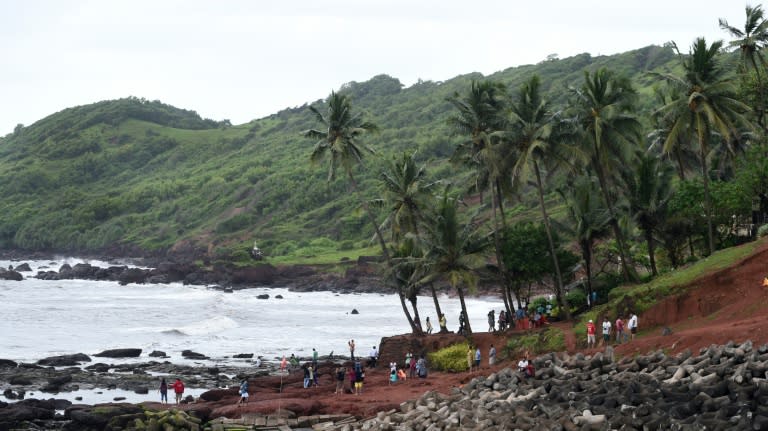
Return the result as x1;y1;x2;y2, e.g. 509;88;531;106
615;316;625;344
335;366;346;395
348;339;356;360
601;317;612;346
416;355;427;378
368;346;378;368
489;344;496;366
409;355;417;379
312;348;319;369
171;378;184;405
426;317;433;334
159;377;168;404
586;319;596;349
628;313;638;341
488;309;495;332
354;366;365;394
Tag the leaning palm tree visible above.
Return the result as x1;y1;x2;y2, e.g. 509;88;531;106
620;150;675;276
656;38;751;255
419;188;487;336
720;4;768;128
376;151;444;329
569;68;642;282
506;74;571;320
303;90;390;261
558;176;612;299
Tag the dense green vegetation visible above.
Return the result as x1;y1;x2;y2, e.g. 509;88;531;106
1;5;768;337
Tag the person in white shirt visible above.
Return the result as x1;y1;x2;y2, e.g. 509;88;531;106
601;317;612;345
368;346;378;368
628;313;638;341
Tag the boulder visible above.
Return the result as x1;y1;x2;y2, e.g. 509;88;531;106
0;268;23;281
94;348;142;358
13;263;32;272
148;350;167;358
233;353;254;359
0;359;18;368
256;294;270;299
117;267;149;285
182;350;209;360
230;264;277;284
37;353;91;366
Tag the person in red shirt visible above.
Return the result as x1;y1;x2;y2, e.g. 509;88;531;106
615;316;625;344
586;319;596;348
171;378;185;404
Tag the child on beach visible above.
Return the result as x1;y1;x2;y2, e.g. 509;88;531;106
237;379;249;405
159;378;168;404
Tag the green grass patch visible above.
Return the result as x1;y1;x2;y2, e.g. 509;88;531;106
267;245;381;265
503;327;566;358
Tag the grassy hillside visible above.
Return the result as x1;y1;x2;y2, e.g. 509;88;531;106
0;45;683;261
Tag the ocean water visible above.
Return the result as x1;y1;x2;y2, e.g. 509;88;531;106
0;258;505;367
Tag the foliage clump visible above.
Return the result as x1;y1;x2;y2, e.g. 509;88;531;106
503;327;565;359
427;342;470;372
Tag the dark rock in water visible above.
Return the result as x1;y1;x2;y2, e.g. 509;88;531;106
230;264;277;285
94;348;142;358
133;387;149;395
3;389;18;399
53;399;71;410
43;374;73;392
74;396;82;401
85;363;111;373
0;359;17;368
257;294;269;299
182;350;209;360
233;353;254;359
146;274;169;284
0;268;23;281
0;398;55;429
118;267;149;285
13;263;32;272
35;270;60;280
70;263;97;278
351;309;359;314
275;294;284;299
37;353;91;366
207;367;220;375
148;350;167;358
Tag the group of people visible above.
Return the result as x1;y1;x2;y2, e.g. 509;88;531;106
586;313;639;348
467;344;497;372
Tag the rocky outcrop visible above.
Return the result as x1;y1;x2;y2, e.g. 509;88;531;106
0;267;23;281
182;350;209;360
37;353;91;366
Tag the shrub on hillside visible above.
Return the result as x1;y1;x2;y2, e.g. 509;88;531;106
503;327;565;358
427;342;470;372
758;224;768;238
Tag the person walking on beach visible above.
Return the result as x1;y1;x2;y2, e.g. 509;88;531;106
312;348;319;369
303;364;311;388
159;377;168;404
348;339;356;360
426;317;433;334
171;378;184;405
487;309;495;332
237;379;249;406
474;346;481;370
615;316;625;344
354;366;364;395
628;312;638;341
489;344;496;366
586;319;596;349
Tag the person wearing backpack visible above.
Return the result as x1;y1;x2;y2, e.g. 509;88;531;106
334;367;346;395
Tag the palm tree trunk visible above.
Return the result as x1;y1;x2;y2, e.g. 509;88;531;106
593;157;639;282
581;240;593;303
700;139;715;256
408;296;424;335
397;291;420;334
347;171;390;262
495;179;507;228
645;228;658;276
533;161;571;320
457;286;472;335
428;283;443;328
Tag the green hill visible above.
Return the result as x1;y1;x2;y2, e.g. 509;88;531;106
0;45;687;261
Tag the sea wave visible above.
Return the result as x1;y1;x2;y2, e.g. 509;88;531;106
162;316;239;336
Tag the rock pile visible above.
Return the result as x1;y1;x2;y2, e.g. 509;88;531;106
338;340;768;430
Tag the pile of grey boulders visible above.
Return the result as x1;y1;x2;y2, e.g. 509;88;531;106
339;340;768;430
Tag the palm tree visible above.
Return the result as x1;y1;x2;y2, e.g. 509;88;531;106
569;68;642;282
303;90;390;261
446;79;510;220
558;176;611;300
506;74;571;320
376;152;443;330
620;150;675;276
657;38;751;255
419;188;487;336
720;4;768;128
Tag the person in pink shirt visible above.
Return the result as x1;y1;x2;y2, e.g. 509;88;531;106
586;319;596;348
615;316;625;343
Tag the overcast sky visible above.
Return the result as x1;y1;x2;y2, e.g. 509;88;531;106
0;0;751;135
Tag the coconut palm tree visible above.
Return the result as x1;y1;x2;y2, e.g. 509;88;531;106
569;68;642;282
376;151;443;330
506;74;571;320
419;188;487;336
656;38;751;255
303;90;390;261
558;176;611;299
720;4;768;128
620;150;675;276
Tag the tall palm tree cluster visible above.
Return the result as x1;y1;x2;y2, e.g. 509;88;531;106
304;6;768;335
